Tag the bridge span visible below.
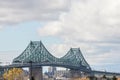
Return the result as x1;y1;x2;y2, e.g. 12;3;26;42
0;41;120;80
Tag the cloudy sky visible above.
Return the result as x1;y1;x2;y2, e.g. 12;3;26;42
0;0;120;72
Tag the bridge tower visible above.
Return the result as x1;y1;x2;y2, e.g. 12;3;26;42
61;48;91;78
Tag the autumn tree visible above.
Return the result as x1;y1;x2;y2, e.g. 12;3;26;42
3;68;23;80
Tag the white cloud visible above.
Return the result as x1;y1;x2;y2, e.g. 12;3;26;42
38;0;120;68
39;0;120;42
38;21;62;36
87;50;120;65
0;26;2;29
0;50;21;64
47;43;69;58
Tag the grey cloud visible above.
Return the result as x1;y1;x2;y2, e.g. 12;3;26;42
0;0;71;25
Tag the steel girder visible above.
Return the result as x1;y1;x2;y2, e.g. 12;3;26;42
13;41;91;71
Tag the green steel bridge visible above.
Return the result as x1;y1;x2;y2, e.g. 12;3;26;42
0;41;120;76
13;41;91;71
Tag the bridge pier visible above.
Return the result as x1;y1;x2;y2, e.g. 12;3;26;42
30;67;43;80
70;70;83;78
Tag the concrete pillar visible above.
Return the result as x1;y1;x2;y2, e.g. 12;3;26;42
70;70;81;78
30;67;43;80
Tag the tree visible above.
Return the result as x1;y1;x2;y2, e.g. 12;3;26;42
102;75;107;78
87;75;97;80
3;68;23;80
112;76;117;80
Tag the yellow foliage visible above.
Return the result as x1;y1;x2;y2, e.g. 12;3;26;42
3;68;23;80
70;77;90;80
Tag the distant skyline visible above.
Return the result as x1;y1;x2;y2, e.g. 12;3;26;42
0;0;120;73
